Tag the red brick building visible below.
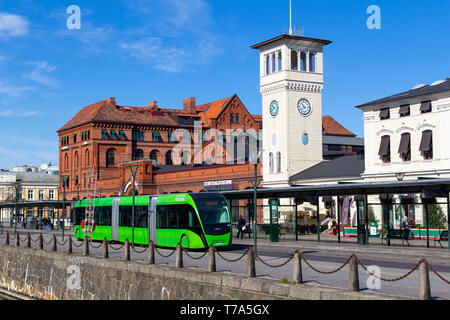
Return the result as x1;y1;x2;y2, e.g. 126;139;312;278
57;95;263;200
57;95;361;202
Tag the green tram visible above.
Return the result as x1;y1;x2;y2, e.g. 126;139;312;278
72;192;232;249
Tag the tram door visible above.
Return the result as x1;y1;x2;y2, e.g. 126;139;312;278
111;198;120;241
148;196;157;244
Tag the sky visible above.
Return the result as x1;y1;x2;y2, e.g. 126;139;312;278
0;0;449;169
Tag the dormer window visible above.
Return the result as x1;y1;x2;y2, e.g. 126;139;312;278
420;101;432;113
379;108;390;120
399;105;410;117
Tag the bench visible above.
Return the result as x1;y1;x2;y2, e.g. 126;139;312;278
242;224;253;239
262;224;286;239
382;229;411;246
434;230;449;248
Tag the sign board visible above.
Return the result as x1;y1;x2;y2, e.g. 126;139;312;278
204;180;233;191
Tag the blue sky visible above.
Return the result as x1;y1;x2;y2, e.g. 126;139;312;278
0;0;449;169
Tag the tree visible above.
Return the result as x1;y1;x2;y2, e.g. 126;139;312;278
427;204;448;229
367;205;379;226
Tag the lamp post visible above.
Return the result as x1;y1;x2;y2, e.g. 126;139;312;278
13;180;22;234
60;175;69;241
129;165;139;248
249;149;263;252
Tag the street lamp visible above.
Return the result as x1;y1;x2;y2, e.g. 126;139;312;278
129;165;139;248
249;148;263;253
13;179;22;234
60;175;70;241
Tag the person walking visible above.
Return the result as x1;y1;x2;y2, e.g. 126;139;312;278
237;215;246;239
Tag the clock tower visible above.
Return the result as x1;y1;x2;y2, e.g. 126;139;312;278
251;34;332;187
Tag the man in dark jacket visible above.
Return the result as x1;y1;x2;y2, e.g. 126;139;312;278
237;216;246;239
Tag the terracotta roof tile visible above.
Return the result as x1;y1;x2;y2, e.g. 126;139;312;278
57;99;181;132
322;116;356;137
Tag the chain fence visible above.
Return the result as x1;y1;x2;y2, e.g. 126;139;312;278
1;232;449;291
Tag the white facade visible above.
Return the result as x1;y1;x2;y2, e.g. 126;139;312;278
359;84;450;181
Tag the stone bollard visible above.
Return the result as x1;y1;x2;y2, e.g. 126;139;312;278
419;260;431;300
175;243;183;268
293;250;303;284
124;239;130;261
26;233;31;248
5;231;9;245
51;234;57;252
148;241;155;265
15;232;20;247
208;245;216;273
348;255;360;292
247;246;256;278
67;235;73;254
83;236;89;256
102;238;109;259
39;233;43;250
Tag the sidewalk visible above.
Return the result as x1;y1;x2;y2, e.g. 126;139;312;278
234;235;450;260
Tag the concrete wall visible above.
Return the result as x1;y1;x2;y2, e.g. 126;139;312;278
0;245;400;300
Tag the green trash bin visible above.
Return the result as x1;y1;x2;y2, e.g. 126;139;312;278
269;199;279;243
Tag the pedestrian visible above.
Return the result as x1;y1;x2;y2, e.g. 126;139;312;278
401;218;410;240
237;215;246;239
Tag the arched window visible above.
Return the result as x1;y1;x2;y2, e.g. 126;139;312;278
133;149;144;161
106;149;115;167
378;135;391;163
309;53;316;72
64;154;69;171
74;152;79;169
85;150;90;168
300;52;307;71
398;133;411;162
165;151;173;165
150;150;159;165
291;50;298;70
277;51;282;71
420;130;433;160
277;152;282;173
269;152;274;173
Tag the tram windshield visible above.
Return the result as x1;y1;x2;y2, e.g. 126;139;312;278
191;194;231;225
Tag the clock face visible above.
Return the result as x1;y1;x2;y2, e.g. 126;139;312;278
297;99;312;117
270;100;279;117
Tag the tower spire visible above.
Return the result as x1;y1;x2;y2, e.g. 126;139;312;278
289;0;293;35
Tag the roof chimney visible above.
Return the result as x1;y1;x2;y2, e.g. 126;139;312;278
183;97;196;114
148;101;158;110
107;97;116;106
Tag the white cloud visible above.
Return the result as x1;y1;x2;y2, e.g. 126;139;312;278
0;81;35;97
120;37;188;73
0;109;40;117
0;54;12;63
165;0;212;31
23;61;60;88
0;12;29;39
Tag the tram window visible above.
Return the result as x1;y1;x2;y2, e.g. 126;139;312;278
157;206;168;229
135;206;148;228
119;206;132;227
74;207;84;226
119;206;147;227
94;206;112;226
167;209;177;229
178;204;197;229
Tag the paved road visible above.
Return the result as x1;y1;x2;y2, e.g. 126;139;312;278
1;230;449;300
